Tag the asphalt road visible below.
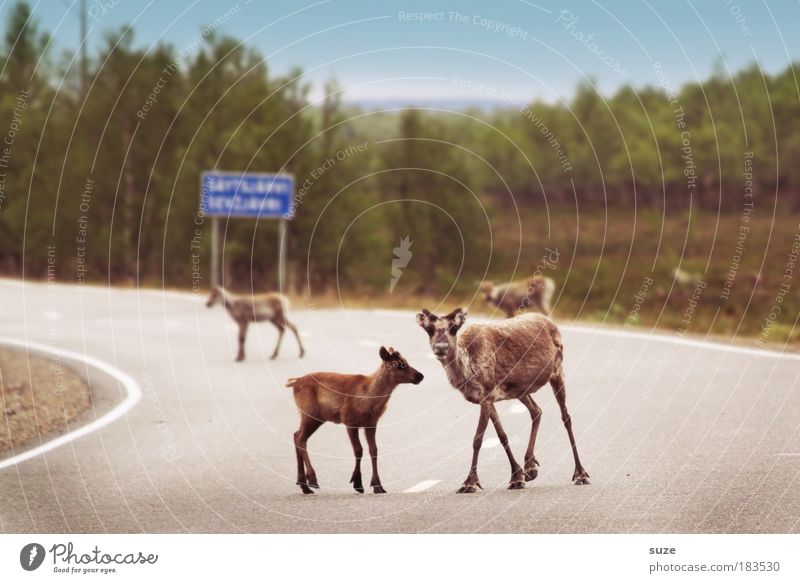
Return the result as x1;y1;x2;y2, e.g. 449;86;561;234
1;280;798;533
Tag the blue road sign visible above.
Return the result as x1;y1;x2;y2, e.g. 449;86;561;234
201;171;294;218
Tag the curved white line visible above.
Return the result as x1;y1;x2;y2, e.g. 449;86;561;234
0;298;793;471
368;307;800;362
565;324;800;362
0;337;142;470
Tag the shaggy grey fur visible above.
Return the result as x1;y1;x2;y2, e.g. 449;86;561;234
416;308;589;491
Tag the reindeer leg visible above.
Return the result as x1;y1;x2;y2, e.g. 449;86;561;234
294;432;310;494
236;321;248;362
364;426;385;493
519;394;542;481
271;324;285;360
551;374;589;485
286;321;305;357
347;427;364;493
294;416;323;493
487;403;526;489
533;295;550;316
458;405;489;493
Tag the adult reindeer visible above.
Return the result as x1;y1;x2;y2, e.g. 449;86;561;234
479;275;555;318
416;307;589;492
206;286;305;362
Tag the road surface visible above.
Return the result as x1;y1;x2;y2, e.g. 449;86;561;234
1;280;798;533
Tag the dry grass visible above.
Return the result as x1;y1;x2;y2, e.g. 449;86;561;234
0;347;91;456
287;203;800;347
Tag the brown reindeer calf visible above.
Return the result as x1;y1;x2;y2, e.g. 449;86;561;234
286;347;424;494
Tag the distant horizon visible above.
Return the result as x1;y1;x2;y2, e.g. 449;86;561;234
5;0;798;104
336;57;795;111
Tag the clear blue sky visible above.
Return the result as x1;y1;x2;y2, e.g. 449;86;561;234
7;0;799;103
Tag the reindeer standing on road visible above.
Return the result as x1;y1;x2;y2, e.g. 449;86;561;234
416;307;589;492
206;286;305;362
287;347;424;494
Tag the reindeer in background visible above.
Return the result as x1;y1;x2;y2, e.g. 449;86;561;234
206;286;305;362
479;275;555;318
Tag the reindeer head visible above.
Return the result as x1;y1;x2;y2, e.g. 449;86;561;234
206;287;222;308
416;308;467;359
379;346;424;384
478;281;495;301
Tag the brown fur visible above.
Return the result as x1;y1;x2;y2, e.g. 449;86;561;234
479;276;555;318
206;286;304;361
417;308;589;491
286;347;423;494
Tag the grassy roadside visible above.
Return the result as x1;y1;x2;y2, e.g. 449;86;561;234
288;290;799;355
287;203;800;348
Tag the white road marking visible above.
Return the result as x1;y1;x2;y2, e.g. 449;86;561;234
358;340;381;348
565;323;800;362
769;453;800;457
2;293;799;472
0;337;142;470
42;310;62;321
404;479;441;493
483;437;500;449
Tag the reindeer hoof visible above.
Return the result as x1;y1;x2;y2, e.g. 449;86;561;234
235;355;244;362
507;480;526;490
350;475;364;494
373;485;387;494
297;482;315;494
573;470;590;485
457;475;483;493
299;351;306;358
524;468;539;482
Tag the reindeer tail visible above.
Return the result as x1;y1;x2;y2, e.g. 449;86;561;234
285;377;299;388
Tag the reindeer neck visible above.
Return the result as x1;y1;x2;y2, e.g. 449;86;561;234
367;365;398;397
440;343;473;389
218;288;237;311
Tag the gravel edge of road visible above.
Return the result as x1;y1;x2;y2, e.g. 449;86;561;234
0;342;123;463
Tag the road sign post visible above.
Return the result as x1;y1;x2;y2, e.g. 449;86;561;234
211;216;220;289
200;171;294;291
278;218;287;290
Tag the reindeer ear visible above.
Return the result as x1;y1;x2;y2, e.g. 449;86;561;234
379;346;391;361
416;311;429;327
449;308;468;330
